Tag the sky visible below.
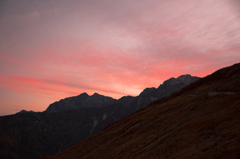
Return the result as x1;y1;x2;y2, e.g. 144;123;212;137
0;0;240;116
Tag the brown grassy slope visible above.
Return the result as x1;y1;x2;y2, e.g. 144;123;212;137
52;63;240;159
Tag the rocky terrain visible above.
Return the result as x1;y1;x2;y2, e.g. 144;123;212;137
48;63;240;159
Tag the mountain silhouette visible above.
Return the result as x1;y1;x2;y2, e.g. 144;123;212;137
45;92;116;112
0;75;199;159
45;74;199;113
48;63;240;159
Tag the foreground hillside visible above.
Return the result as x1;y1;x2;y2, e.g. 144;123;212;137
51;63;240;159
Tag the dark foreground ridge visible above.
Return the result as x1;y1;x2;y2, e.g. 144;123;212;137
0;75;199;159
49;63;240;159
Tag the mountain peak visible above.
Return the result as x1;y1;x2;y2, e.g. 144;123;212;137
139;87;157;96
17;109;34;114
79;92;89;96
177;74;191;79
45;92;115;112
177;74;200;85
92;93;100;97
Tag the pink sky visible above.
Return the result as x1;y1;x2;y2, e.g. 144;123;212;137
0;0;240;116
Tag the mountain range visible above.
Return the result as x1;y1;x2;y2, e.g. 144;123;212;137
0;74;199;159
47;63;240;159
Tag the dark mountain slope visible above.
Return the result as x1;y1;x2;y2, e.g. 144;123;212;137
52;63;240;159
0;107;121;159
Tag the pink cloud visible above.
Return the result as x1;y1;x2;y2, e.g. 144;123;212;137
1;38;239;102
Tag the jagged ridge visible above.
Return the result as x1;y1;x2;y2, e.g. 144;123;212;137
50;63;240;159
